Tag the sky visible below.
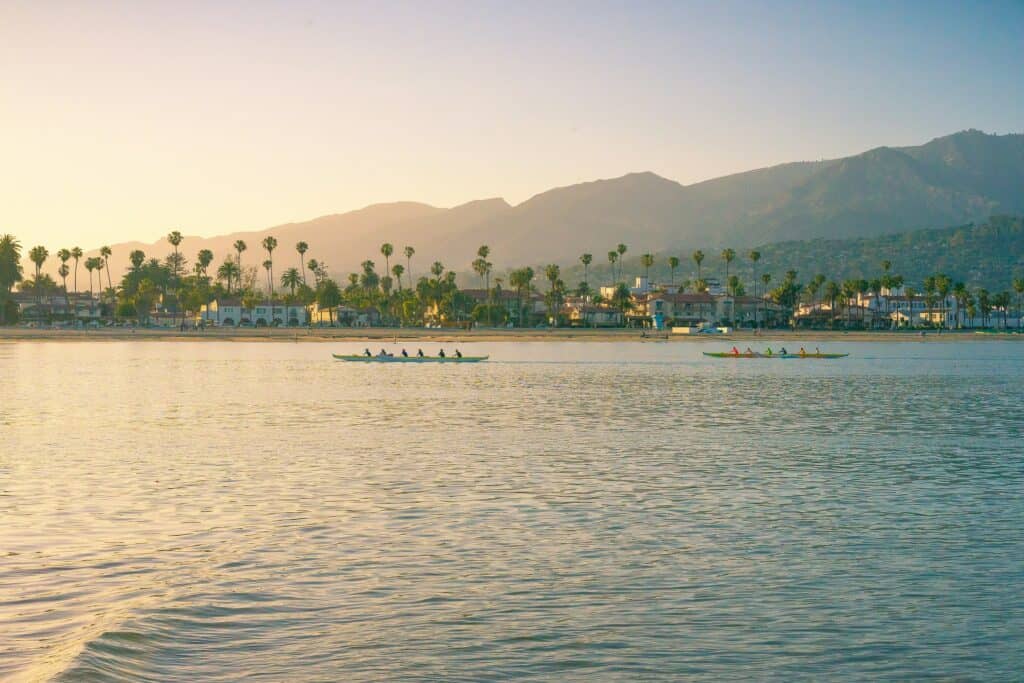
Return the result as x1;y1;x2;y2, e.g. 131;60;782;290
2;0;1022;249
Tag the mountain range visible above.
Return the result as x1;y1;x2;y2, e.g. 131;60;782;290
62;129;1024;280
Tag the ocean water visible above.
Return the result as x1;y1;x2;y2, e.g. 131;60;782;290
1;340;1022;681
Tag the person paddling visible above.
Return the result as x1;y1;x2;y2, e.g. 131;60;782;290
455;349;462;358
438;349;446;358
417;348;424;357
364;348;371;357
799;346;807;357
731;346;740;356
401;349;409;357
779;346;788;356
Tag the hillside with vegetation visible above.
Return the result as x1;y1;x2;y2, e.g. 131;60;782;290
555;215;1024;293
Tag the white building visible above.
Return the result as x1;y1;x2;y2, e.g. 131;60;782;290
198;298;308;326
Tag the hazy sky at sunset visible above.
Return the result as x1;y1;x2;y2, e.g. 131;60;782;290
3;0;1022;248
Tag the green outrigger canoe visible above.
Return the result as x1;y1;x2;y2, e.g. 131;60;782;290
703;352;848;359
333;354;489;363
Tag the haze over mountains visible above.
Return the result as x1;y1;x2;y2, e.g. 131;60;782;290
73;130;1024;280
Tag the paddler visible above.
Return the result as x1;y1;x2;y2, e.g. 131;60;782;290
731;346;740;356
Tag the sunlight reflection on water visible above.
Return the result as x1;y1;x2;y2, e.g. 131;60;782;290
1;341;1022;680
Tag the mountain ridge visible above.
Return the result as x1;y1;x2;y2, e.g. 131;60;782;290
49;129;1024;281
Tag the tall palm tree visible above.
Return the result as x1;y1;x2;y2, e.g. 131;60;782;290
262;236;278;311
307;259;321;287
100;245;113;293
391;263;404;292
1013;278;1024;329
29;245;49;314
668;256;680;286
692;250;704;281
760;272;772;328
607;251;618;283
84;256;99;315
70;246;83;294
720;248;736;322
381;243;394;278
403;246;415;289
903;285;916;328
509;267;534;327
580;253;593;288
616;243;627;282
58;263;70;317
234;240;247;291
748;250;760;323
640;253;654;284
296;241;309;284
167;231;183;323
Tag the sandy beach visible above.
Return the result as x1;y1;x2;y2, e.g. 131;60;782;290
1;326;1019;343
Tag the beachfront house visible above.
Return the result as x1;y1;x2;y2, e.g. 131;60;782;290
199;298;308;326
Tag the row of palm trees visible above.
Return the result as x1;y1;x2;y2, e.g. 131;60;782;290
10;228;1024;330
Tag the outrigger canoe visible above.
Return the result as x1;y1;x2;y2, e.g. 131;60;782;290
333;354;489;363
703;352;848;359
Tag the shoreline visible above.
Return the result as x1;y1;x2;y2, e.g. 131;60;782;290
1;327;1021;343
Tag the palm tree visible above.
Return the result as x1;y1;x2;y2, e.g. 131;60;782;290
296;241;309;284
748;250;760;323
217;259;239;295
952;282;967;328
100;245;113;293
668;256;680;286
70;247;83;294
167;231;183;323
380;243;394;277
262;236;278;309
234;240;247;291
403;246;415;288
196;249;214;281
935;273;952;329
640;253;654;283
57;263;70;317
616;243;627;282
1;235;24;324
580;253;593;288
1014;278;1024;329
692;250;704;280
84;256;99;315
607;251;618;283
391;263;405;292
823;280;839;328
509;267;534;327
28;246;49;314
720;248;736;322
760;272;772;328
281;267;302;297
129;249;146;271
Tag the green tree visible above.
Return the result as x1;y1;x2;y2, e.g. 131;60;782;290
403;246;415;289
509;267;534;327
640;253;654;283
380;243;394;277
100;245;113;292
1014;278;1024;329
0;234;24;325
580;253;593;288
262;236;278;298
281;267;302;296
296;241;309;284
217;258;239;295
129;249;146;271
720;248;736;322
70;246;82;294
668;256;680;286
607;251;618;283
29;245;49;314
234;240;247;291
167;231;184;323
391;263;405;292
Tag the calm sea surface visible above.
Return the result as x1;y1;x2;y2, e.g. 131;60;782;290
2;340;1023;681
